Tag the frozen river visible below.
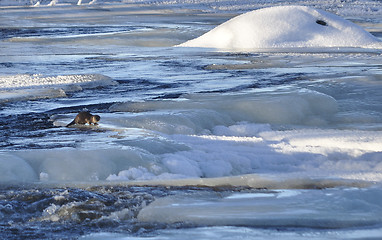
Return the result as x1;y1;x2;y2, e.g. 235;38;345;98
0;0;382;239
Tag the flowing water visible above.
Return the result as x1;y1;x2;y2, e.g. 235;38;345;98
0;0;382;239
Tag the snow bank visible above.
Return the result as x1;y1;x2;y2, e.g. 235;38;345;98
179;5;381;50
0;74;116;102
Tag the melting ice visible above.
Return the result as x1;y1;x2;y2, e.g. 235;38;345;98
0;0;382;239
179;5;381;50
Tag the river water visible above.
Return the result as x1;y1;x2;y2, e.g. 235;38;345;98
0;0;382;239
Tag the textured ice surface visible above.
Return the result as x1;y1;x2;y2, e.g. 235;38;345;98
180;6;381;50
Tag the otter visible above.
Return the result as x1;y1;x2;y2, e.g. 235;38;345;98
66;111;100;127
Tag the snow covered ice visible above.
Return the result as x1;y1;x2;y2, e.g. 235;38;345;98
0;0;382;239
179;5;382;50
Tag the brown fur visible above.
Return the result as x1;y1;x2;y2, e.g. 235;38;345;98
66;111;100;127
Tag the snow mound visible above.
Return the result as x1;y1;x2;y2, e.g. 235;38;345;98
179;5;381;50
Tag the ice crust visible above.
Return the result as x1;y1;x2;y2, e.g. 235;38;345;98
1;88;381;184
0;2;380;186
1;124;381;183
0;1;381;239
137;188;382;228
0;74;116;102
1;87;381;184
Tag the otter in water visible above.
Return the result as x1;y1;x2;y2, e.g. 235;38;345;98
66;111;100;127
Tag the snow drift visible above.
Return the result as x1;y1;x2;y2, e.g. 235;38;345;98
179;5;381;50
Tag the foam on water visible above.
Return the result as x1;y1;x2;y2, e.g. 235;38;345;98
179;5;381;50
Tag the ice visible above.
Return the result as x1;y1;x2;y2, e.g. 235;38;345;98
0;74;117;102
224;190;300;199
1;87;376;183
0;0;381;239
4;122;379;183
260;129;382;157
0;154;38;182
0;88;67;103
81;226;382;240
159;129;382;180
137;188;382;228
109;89;339;129
47;0;57;6
106;167;157;181
0;74;115;89
0;85;379;183
103;89;381;183
225;192;277;199
179;5;381;50
0;149;160;182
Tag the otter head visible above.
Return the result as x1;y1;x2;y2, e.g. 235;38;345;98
92;115;101;123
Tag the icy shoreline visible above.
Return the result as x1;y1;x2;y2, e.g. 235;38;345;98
0;1;381;239
1;124;381;183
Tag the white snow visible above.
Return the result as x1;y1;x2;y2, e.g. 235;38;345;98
179;5;381;50
0;74;114;89
0;74;117;102
137;188;382;228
